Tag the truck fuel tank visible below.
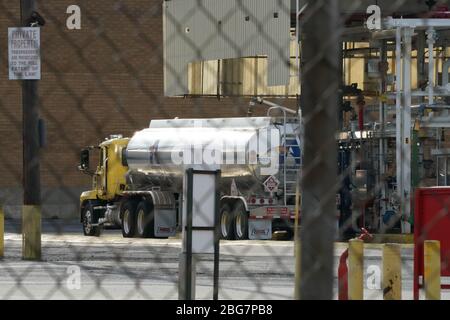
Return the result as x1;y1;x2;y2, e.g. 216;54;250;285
125;117;299;192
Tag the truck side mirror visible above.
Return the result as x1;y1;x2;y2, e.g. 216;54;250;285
79;149;90;171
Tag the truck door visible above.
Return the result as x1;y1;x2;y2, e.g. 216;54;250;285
95;147;107;196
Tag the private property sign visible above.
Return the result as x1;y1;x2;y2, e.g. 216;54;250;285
8;27;41;80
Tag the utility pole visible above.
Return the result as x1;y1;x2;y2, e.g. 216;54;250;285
21;0;41;260
298;0;340;299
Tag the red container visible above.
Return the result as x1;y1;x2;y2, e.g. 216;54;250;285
414;187;450;299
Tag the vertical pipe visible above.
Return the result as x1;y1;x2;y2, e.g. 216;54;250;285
299;0;340;300
216;59;221;97
402;28;412;234
424;240;441;300
185;168;194;300
296;0;300;96
348;239;364;300
417;31;426;92
382;243;402;300
379;40;387;232
213;170;220;300
395;27;403;234
427;27;435;105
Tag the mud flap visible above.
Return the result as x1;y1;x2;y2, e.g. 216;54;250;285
154;208;177;237
248;219;272;240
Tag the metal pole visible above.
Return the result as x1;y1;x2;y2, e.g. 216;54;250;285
427;28;436;106
185;168;194;300
299;0;340;300
401;28;413;234
213;170;221;300
21;0;41;260
395;27;403;234
379;41;387;232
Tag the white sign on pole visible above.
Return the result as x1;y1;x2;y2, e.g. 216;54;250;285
182;167;219;254
8;27;41;80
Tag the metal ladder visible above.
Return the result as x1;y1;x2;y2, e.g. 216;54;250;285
281;131;301;204
258;98;301;206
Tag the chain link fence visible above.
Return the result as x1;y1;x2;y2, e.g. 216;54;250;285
0;0;449;300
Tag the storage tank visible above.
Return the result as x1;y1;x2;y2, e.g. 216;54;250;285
125;117;300;194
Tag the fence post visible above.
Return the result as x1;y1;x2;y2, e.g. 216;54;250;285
424;240;441;300
348;239;364;300
0;206;4;258
299;0;340;300
382;243;402;300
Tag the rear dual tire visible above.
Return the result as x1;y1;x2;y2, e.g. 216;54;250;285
122;201;137;238
121;200;155;238
219;202;249;240
234;202;249;241
220;204;235;240
136;201;155;238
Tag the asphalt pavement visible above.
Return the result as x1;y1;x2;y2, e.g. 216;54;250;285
0;220;448;300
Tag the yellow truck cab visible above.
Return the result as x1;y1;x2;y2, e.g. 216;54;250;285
79;135;130;235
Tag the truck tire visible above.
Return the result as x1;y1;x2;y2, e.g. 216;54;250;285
136;200;155;238
121;200;137;238
233;201;249;240
83;202;101;237
220;203;235;240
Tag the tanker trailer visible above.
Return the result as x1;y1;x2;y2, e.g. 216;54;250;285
79;116;301;240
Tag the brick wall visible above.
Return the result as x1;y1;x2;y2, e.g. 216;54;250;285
0;0;295;218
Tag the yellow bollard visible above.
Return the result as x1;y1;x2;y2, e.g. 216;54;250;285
424;240;441;300
22;205;41;260
0;206;4;258
382;243;402;300
348;238;364;300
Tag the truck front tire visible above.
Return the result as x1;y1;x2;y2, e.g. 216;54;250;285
121;201;137;238
83;202;101;237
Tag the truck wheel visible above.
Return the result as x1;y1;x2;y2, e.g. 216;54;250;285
83;202;101;237
121;201;137;238
220;203;235;240
234;202;248;240
136;200;155;238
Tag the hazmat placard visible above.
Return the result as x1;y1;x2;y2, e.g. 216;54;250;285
8;27;41;80
263;175;280;193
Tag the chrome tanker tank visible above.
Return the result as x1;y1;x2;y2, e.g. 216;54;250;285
125;117;300;194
